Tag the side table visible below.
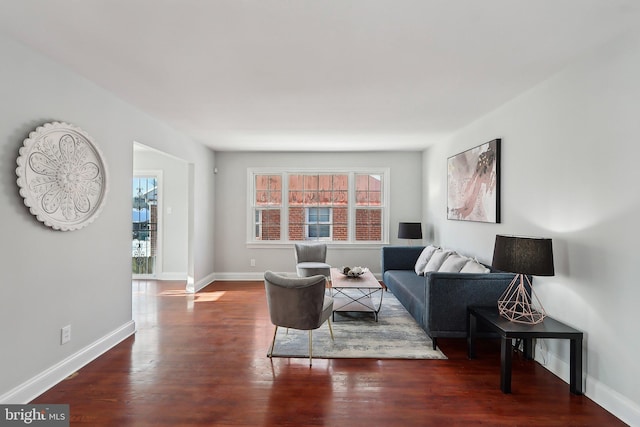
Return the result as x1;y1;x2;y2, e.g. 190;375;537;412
467;306;584;395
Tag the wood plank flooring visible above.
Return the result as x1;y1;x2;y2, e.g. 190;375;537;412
32;280;625;426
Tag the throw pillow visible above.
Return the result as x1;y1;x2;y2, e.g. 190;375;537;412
460;259;490;274
438;254;470;273
414;245;439;275
423;249;453;273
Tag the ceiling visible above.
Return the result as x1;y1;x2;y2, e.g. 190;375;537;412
1;1;639;152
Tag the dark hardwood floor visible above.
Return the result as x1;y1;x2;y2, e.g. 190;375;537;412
32;280;624;426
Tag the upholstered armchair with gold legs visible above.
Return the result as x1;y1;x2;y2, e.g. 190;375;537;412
294;243;331;278
264;271;334;366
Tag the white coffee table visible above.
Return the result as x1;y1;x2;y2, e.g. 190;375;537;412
329;267;384;321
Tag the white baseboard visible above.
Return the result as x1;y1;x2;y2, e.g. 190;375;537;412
132;272;187;281
194;272;217;292
209;271;383;282
158;272;188;281
212;272;273;281
535;342;639;426
0;321;136;404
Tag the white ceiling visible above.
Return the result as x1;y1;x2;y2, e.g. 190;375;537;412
1;0;639;152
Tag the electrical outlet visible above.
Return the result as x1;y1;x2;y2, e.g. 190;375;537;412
61;325;71;345
250;259;256;267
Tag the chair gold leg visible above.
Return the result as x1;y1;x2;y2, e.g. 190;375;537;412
327;318;334;340
268;326;278;357
308;330;313;366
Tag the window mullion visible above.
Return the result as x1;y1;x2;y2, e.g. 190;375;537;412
348;172;355;242
282;172;288;241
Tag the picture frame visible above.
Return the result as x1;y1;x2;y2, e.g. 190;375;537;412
447;139;500;223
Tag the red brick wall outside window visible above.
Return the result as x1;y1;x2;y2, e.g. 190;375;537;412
254;175;281;240
288;174;348;241
332;207;348;241
355;174;382;241
252;171;384;242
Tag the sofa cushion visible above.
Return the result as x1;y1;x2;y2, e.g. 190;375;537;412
438;254;469;273
382;270;426;328
424;249;453;273
460;259;490;274
414;245;439;275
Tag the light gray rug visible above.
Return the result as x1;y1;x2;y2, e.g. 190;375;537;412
269;292;447;360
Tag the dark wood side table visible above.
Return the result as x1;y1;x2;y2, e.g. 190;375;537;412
467;306;584;395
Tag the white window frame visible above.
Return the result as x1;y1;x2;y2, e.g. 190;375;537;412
305;207;332;240
247;167;390;247
254;209;262;240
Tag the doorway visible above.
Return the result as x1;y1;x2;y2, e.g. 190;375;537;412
132;142;192;290
132;173;161;277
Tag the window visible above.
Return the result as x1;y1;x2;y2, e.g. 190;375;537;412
355;173;383;241
249;169;389;244
253;175;281;240
306;207;331;240
133;173;161;276
288;173;346;241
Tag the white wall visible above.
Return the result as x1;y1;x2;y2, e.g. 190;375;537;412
214;151;422;279
133;148;189;279
0;34;216;402
423;29;640;425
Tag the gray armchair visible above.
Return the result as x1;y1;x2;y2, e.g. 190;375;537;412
294;243;331;278
264;270;334;366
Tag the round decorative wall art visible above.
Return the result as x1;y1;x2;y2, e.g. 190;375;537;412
16;122;108;231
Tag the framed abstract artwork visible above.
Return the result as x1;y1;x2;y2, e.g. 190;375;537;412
447;139;500;223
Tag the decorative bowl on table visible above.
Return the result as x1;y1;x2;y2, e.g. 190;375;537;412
339;266;368;277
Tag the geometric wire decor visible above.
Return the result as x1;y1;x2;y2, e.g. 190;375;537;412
497;273;546;324
16;122;109;231
492;235;555;325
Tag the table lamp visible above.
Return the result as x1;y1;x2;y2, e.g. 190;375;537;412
492;235;554;324
398;222;422;245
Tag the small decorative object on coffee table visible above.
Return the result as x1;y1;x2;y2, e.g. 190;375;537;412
339;266;367;277
330;267;383;321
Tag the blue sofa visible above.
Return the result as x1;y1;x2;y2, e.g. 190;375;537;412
381;246;515;349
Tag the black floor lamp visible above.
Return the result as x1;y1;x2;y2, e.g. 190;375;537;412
492;235;555;324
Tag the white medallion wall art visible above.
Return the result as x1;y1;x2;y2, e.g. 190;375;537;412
16;122;108;231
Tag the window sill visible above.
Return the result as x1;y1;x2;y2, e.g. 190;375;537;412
246;241;388;250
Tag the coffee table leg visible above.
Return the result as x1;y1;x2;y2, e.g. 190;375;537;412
374;288;383;322
500;338;512;393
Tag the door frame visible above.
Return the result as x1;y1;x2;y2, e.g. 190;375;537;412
132;169;163;279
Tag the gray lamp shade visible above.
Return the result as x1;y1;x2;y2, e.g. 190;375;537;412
492;235;554;276
398;222;423;240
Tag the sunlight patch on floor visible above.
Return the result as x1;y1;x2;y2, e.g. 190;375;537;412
195;291;226;302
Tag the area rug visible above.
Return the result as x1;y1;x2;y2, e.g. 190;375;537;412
269;292;447;360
